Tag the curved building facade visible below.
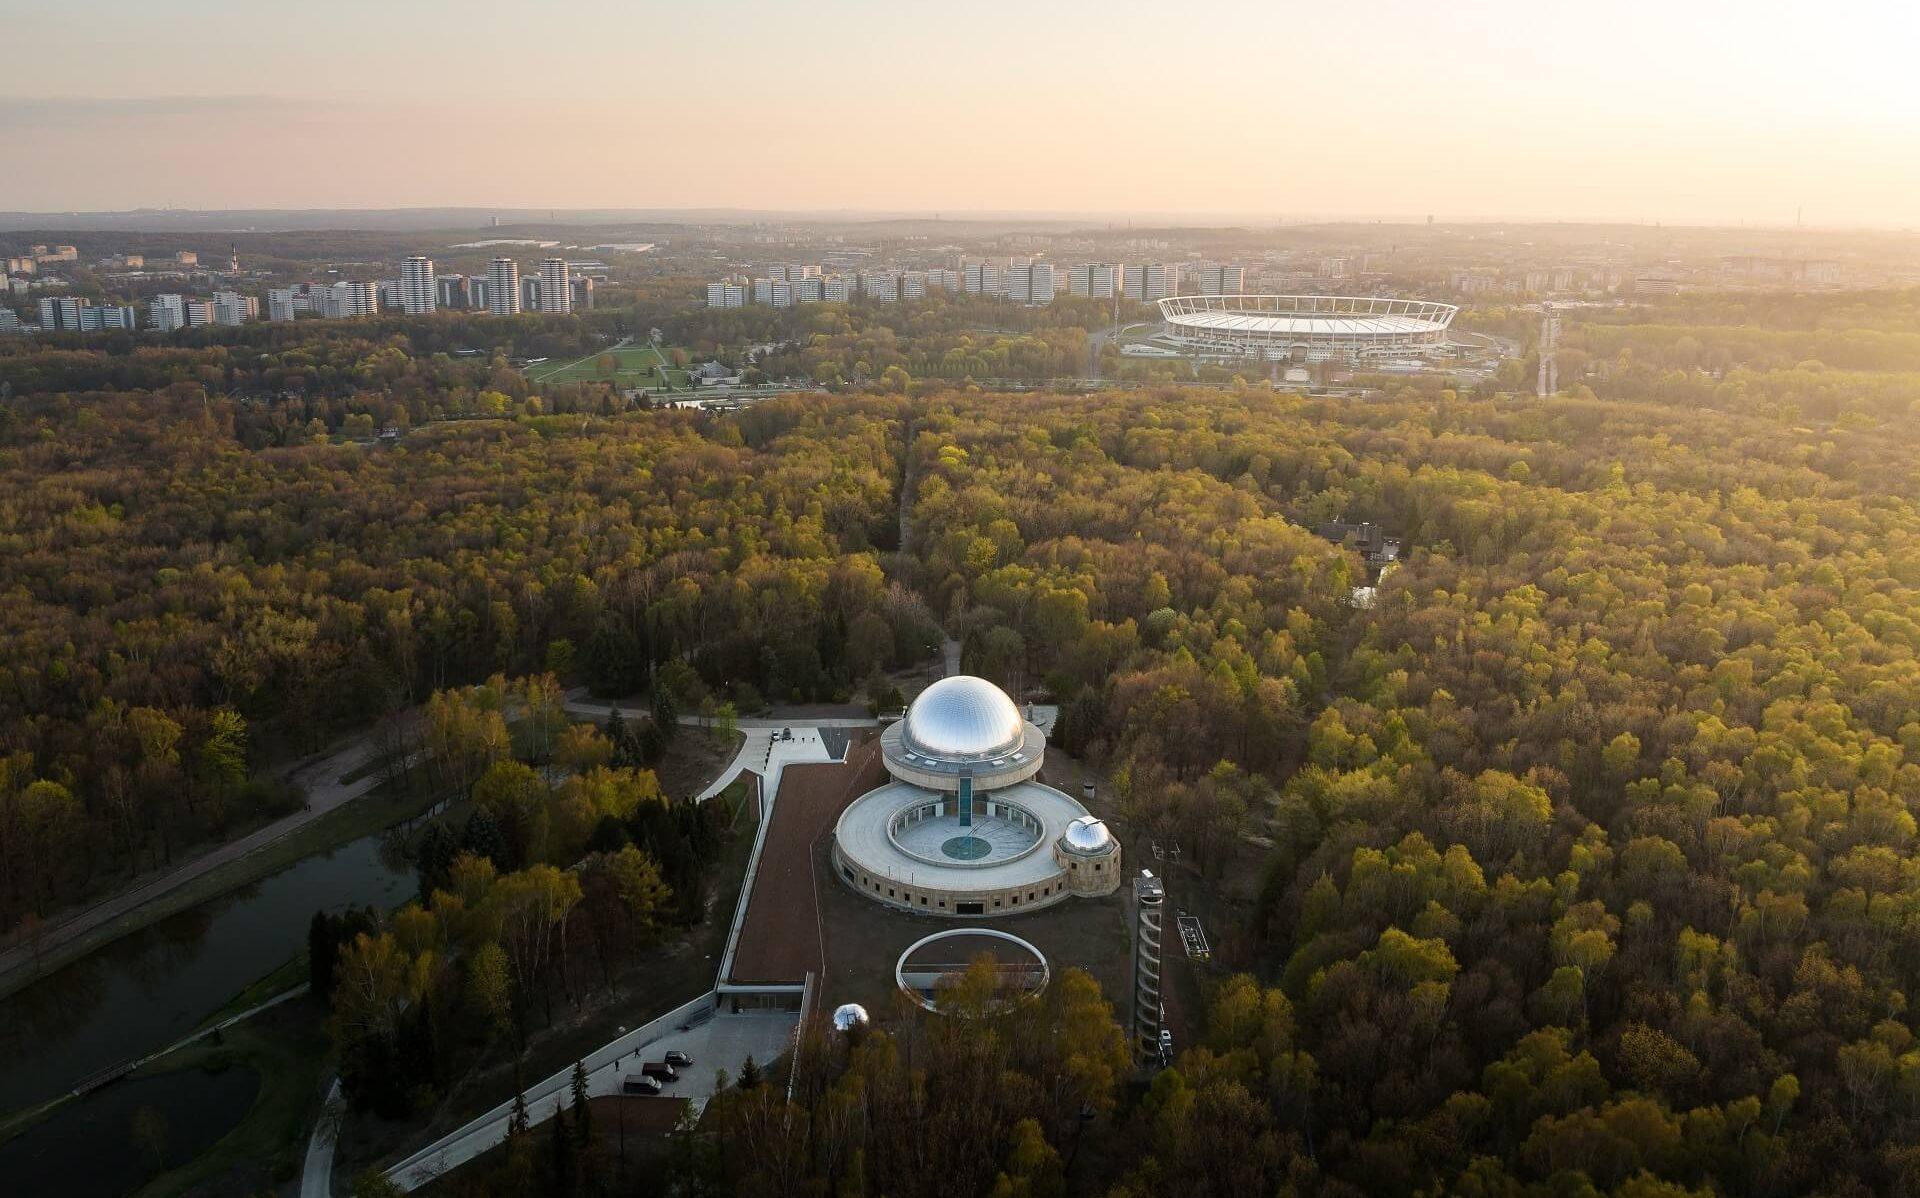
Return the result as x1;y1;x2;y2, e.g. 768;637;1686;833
833;675;1121;916
1157;294;1457;361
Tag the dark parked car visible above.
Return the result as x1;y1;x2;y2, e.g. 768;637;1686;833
622;1074;663;1095
664;1050;694;1068
640;1061;678;1083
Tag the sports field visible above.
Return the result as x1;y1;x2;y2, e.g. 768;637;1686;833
526;342;693;389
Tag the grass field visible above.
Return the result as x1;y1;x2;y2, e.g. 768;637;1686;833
526;343;694;390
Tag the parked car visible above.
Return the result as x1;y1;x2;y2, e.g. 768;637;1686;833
640;1061;678;1083
664;1050;694;1068
621;1074;663;1095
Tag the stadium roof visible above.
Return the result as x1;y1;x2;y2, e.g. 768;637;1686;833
1157;295;1458;347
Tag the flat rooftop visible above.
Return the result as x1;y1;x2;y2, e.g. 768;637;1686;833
725;734;886;987
833;778;1089;893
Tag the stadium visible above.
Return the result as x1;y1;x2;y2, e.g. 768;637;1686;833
831;675;1122;917
1155;294;1459;361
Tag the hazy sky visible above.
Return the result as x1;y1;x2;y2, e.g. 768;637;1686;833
3;0;1917;225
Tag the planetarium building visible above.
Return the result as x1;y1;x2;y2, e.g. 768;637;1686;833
832;675;1121;916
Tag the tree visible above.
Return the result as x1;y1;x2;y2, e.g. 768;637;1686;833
195;708;249;803
350;1170;404;1198
549;1097;576;1197
571;1059;594;1146
130;1104;168;1175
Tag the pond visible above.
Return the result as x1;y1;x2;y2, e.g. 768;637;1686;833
0;1064;260;1198
0;830;413;1116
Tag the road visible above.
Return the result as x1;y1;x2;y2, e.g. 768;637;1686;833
300;1076;343;1198
383;1001;798;1192
0;733;411;995
1087;321;1150;380
296;706;862;1195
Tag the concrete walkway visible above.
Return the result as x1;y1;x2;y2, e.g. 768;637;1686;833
384;1000;797;1192
0;735;408;994
300;1076;343;1198
559;695;875;804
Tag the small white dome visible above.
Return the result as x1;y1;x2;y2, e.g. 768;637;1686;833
902;675;1025;760
1061;816;1114;854
831;1003;870;1032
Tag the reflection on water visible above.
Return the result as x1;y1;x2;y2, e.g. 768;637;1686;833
0;831;412;1115
0;1065;260;1198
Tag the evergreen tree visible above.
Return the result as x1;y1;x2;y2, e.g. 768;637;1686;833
570;1059;593;1146
549;1098;575;1198
738;1054;762;1089
413;819;460;901
308;911;340;998
509;1088;530;1138
459;806;509;870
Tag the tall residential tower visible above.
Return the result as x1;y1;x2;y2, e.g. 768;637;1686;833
486;258;521;316
399;256;437;315
537;258;571;313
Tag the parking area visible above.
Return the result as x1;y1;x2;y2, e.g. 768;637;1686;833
385;1006;798;1192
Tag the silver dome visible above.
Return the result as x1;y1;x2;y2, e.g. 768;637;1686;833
902;676;1024;760
831;1002;870;1033
1061;816;1114;854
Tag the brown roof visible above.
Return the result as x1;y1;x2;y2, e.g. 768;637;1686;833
726;734;886;986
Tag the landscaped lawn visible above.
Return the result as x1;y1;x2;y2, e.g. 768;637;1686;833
525;344;693;389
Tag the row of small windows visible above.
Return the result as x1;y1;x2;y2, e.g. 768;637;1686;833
841;862;1057;909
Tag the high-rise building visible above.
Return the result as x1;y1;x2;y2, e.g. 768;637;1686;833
1123;262;1181;301
521;275;542;311
768;280;792;308
964;262;1007;297
1069;263;1120;299
37;296;138;331
753;277;774;305
707;281;746;308
859;270;899;302
399;256;437;314
794;276;825;303
1007;261;1053;305
822;275;852;303
538;258;571;313
328;280;378;318
212;291;256;326
149;294;187;332
37;296;79;330
267;288;298;322
486;258;522;316
571;276;594;310
900;271;927;300
927;268;960;292
1197;263;1245;295
436;275;472;310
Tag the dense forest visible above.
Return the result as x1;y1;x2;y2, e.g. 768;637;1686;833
11;293;1920;1195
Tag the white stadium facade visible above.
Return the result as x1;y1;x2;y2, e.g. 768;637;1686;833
1156;294;1459;362
832;675;1121;917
